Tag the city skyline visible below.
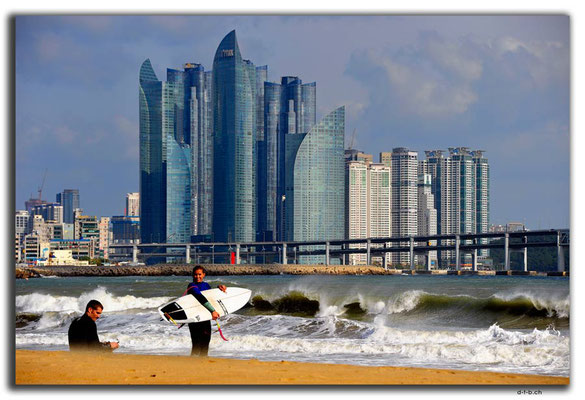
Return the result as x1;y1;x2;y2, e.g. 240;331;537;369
15;15;570;228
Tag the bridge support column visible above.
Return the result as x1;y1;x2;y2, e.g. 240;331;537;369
522;236;528;272
236;244;241;265
504;233;510;271
282;243;287;265
185;245;190;264
472;237;478;272
325;242;330;266
366;239;371;265
455;235;460;271
557;232;565;272
409;237;415;270
427;251;432;271
132;245;138;264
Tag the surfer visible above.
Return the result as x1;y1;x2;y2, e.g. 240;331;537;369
68;299;119;352
186;266;226;357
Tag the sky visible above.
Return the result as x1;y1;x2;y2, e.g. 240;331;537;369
14;14;570;229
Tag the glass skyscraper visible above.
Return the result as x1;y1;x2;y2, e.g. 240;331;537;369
56;189;79;224
261;76;316;240
212;30;258;242
139;59;192;244
284;106;346;262
139;30;345;260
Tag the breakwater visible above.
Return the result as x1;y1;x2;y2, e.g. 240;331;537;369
14;264;568;279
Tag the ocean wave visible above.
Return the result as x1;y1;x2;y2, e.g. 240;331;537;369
243;289;569;326
15;287;172;314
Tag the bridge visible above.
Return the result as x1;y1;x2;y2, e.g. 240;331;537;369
109;229;569;272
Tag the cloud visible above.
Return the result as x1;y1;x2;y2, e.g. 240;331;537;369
490;37;568;88
349;46;479;118
114;115;139;159
347;30;568;123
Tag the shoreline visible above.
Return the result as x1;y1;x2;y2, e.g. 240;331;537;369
15;350;569;385
15;264;569;279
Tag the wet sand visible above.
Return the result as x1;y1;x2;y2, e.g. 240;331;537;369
15;350;569;385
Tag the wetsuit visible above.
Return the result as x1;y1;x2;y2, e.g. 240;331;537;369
68;314;111;352
186;282;213;357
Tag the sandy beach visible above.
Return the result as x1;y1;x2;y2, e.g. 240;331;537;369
15;350;568;385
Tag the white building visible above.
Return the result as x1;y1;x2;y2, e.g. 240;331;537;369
99;217;111;259
346;161;369;265
391;148;418;265
346;159;391;266
15;210;31;237
417;173;438;268
126;192;140;217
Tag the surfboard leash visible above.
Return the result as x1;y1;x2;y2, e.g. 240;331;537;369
215;320;228;341
164;312;178;326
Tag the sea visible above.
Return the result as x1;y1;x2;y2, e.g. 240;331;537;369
15;274;570;377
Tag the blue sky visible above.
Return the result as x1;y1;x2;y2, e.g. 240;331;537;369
14;15;570;228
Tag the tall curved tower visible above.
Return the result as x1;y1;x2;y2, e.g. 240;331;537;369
212;30;257;242
139;59;165;244
284;106;346;263
139;59;192;245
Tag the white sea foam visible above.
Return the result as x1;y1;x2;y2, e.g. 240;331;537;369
15;287;171;314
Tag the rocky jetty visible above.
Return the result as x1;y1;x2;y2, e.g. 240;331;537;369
15;264;398;278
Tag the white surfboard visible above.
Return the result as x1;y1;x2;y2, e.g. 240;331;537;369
159;287;251;324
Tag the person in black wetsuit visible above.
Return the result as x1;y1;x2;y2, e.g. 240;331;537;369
186;266;226;357
68;299;119;352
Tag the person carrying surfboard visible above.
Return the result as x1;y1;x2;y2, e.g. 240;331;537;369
186;266;226;357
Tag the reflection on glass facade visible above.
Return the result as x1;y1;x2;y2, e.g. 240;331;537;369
139;59;194;244
139;30;345;258
212;30;257;242
139;59;165;243
56;189;80;224
260;77;316;240
284;106;346;263
167;64;214;236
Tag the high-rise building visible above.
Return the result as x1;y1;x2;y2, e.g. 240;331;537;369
125;192;140;217
346;160;368;265
417;173;438;268
284;106;346;263
56;189;80;224
369;163;392;265
423;148;490;266
31;203;63;224
167;63;214;237
212;30;258;242
391;148;419;265
139;59;193;244
98;217;110;259
346;158;392;266
15;210;31;238
261;77;317;241
473;150;490;257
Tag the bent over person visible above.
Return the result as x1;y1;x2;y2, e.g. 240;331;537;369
68;299;119;352
186;266;226;356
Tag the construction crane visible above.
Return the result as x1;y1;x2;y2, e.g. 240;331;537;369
348;128;357;150
37;168;47;201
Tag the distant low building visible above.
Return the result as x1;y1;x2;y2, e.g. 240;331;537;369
50;239;95;260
